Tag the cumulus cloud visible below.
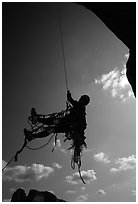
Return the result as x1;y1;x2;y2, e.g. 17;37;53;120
81;187;86;191
52;162;62;169
53;138;67;154
2;160;7;169
110;168;118;173
65;169;96;185
75;194;89;202
49;190;54;194
60;148;67;154
2;163;54;182
94;152;111;163
96;189;106;195
83;148;94;153
95;67;134;101
53;138;61;148
3;199;11;202
110;155;136;173
66;190;76;194
10;187;17;193
131;190;136;197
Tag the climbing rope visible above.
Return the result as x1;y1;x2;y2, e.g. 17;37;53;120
2;138;27;172
78;165;86;184
2;133;56;171
26;133;55;151
71;146;86;184
3;8;87;185
57;5;69;92
2;155;17;172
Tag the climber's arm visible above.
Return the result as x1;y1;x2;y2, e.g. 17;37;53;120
67;90;77;106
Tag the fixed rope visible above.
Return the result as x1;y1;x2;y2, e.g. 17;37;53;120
2;133;56;171
26;133;55;151
2;138;27;172
2;155;16;172
57;5;69;92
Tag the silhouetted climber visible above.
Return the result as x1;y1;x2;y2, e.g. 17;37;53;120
23;91;90;184
24;91;90;149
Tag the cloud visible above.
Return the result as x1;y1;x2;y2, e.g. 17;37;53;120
10;187;17;193
2;163;54;182
94;152;111;163
83;148;94;153
66;190;76;194
52;162;62;169
65;169;96;185
53;138;61;149
53;138;67;154
107;183;116;189
131;190;136;197
81;186;86;191
110;168;118;173
95;67;134;101
96;189;106;195
3;199;11;202
125;53;129;59
110;155;136;173
48;190;54;194
60;148;67;154
75;194;89;202
2;160;7;169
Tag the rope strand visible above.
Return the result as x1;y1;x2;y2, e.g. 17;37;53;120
26;133;55;150
2;138;28;171
57;5;69;92
2;155;15;171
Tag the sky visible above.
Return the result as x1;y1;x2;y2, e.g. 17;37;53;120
2;2;136;202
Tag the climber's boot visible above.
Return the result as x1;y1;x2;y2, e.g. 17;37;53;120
30;107;38;124
24;128;35;142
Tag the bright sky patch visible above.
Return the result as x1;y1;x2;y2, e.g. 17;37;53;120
110;155;136;173
52;163;62;169
96;189;106;195
66;190;76;194
94;152;111;163
65;169;96;185
95;67;134;101
75;194;89;202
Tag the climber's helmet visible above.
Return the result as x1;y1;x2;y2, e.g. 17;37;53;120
79;95;90;106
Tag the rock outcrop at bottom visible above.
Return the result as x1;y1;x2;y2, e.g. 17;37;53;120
11;188;66;202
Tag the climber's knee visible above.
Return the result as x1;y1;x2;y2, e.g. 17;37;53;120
35;127;55;139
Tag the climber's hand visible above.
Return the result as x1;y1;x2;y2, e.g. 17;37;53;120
67;90;71;98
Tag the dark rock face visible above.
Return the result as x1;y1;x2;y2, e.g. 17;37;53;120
11;188;26;202
77;3;136;97
11;188;66;202
126;51;136;97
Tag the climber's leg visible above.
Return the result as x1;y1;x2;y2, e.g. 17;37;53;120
30;107;59;126
79;132;87;148
74;129;87;148
37;117;55;125
24;126;55;142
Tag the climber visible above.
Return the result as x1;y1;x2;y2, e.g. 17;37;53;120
24;90;90;147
